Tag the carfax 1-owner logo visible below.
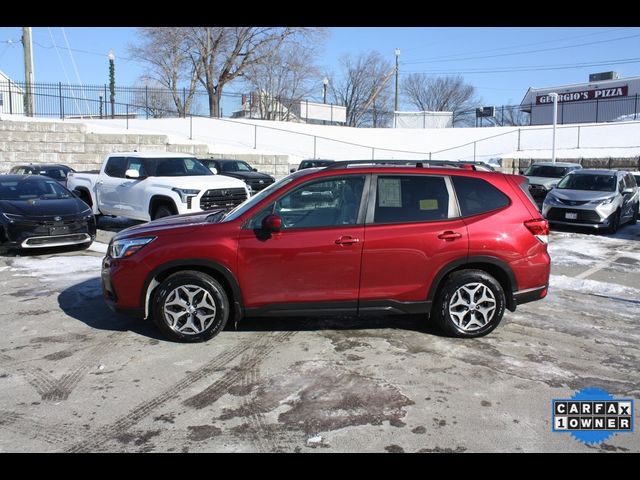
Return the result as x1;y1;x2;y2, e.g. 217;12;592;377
552;387;634;445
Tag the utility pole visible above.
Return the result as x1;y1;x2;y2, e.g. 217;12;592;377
394;48;400;128
22;27;34;117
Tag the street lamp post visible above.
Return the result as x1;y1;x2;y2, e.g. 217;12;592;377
322;77;329;125
549;92;558;163
108;50;115;119
394;48;400;128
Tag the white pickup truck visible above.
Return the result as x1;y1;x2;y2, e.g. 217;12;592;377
67;152;250;221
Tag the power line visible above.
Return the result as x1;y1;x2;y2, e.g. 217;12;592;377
32;39;134;62
403;32;640;65
404;56;640;75
404;27;628;63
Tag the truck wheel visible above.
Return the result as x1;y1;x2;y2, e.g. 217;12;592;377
152;271;229;342
152;205;174;220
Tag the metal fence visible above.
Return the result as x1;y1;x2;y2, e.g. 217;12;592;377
2;80;639;127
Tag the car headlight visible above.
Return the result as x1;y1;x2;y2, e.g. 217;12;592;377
592;197;615;205
172;188;200;203
110;236;156;259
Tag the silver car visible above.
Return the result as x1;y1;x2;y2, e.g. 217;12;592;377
542;169;639;233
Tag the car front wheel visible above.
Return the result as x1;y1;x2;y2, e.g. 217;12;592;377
433;269;506;338
152;271;229;342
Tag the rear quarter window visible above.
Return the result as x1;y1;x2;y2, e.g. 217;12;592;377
452;176;510;217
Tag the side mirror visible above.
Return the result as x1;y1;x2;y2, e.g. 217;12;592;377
209;167;218;174
290;168;296;173
262;214;282;233
125;169;141;179
252;167;258;172
623;187;634;195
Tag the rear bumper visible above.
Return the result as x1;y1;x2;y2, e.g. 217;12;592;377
513;285;548;306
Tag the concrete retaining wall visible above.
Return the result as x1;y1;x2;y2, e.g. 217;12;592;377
0;120;290;177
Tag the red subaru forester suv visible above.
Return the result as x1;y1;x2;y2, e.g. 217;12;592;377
102;161;550;342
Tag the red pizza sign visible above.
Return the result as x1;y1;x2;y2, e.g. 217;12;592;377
536;86;628;104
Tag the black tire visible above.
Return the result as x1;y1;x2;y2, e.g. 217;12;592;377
152;204;175;220
432;269;506;338
152;270;229;342
630;203;639;225
606;209;621;234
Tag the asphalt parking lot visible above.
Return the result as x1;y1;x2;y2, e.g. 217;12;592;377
0;220;638;453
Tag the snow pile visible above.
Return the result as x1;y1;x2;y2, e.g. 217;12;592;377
550;274;640;299
10;255;102;286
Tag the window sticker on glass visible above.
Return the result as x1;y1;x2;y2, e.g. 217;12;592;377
378;178;402;207
419;199;438;210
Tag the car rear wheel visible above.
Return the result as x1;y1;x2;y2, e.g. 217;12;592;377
152;271;229;342
433;269;506;338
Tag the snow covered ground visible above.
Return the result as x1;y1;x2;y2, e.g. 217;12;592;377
5;113;640;164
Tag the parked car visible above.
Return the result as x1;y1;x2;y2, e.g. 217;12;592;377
198;158;275;193
102;160;550;342
0;175;95;251
292;159;335;172
523;162;582;208
67;152;250;221
8;164;76;188
542;169;639;232
633;172;640;187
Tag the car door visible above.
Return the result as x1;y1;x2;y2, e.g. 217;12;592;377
237;174;368;313
97;156;127;216
359;174;468;309
115;157;148;219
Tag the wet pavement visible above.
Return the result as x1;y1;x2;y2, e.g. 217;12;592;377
0;223;638;452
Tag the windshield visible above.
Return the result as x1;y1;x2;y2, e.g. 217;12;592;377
222;161;253;173
524;165;571;178
0;178;72;200
222;176;294;222
145;158;212;177
556;174;616;192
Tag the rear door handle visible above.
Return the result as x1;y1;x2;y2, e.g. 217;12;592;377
335;235;360;245
437;231;462;241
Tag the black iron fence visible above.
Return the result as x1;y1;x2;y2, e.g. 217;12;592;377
1;80;640;127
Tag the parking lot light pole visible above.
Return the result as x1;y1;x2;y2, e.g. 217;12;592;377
394;48;400;128
108;50;115;119
549;92;558;163
322;77;328;125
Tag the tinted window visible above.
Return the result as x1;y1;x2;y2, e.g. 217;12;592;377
0;178;71;200
452;176;510;217
248;176;365;229
105;157;126;178
373;175;449;224
150;158;211;176
524;165;573;178
623;174;635;189
40;168;68;181
127;158;147;176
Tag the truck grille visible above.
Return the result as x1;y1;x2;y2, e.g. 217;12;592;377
199;188;247;210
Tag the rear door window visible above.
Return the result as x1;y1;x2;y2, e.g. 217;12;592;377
104;157;126;178
452;176;510;217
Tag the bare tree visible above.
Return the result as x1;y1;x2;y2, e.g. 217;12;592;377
132;78;179;118
183;27;322;118
499;104;530;126
402;74;480;126
329;51;395;127
128;27;201;117
242;43;320;121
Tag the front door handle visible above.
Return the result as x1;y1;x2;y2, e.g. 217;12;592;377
335;235;360;245
438;231;462;241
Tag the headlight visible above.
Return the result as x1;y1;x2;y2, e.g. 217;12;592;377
592;197;615;205
110;236;156;259
172;188;200;203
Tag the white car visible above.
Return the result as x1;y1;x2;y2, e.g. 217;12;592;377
67;152;250;221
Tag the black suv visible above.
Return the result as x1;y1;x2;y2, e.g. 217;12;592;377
9;164;75;188
199;159;275;193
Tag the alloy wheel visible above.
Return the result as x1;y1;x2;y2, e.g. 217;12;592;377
163;284;217;335
448;282;497;332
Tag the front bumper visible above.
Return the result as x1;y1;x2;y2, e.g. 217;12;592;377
101;254;146;317
542;201;616;228
1;215;96;249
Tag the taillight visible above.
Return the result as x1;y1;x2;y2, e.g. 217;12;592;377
524;218;549;244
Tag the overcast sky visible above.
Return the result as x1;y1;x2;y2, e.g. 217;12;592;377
1;26;639;109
